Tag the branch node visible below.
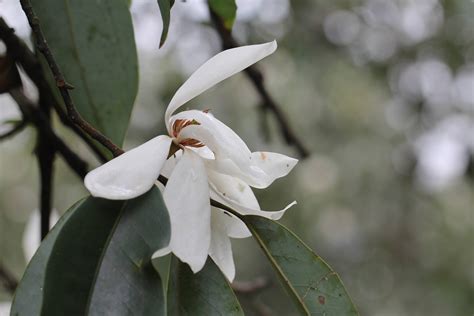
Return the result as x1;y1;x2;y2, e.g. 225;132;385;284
56;79;74;90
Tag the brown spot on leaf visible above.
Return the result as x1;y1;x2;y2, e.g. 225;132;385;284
318;295;326;305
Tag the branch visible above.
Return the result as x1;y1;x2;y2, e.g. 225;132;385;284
37;88;55;240
18;2;124;158
16;1;272;220
0;17;108;163
0;264;18;295
0;119;27;140
208;8;310;159
9;88;88;178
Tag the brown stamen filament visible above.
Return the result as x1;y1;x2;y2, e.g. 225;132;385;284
172;119;201;138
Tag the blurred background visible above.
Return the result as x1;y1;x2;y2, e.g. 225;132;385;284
1;0;473;315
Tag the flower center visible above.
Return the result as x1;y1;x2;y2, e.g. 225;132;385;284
171;118;204;148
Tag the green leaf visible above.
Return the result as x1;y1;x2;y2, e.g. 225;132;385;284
167;256;244;316
157;0;175;48
209;0;237;30
245;216;359;316
11;199;83;316
12;187;170;315
33;0;138;147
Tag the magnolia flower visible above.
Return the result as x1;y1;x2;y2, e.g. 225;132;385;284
84;41;298;281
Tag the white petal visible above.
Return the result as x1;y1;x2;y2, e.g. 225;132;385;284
207;169;260;210
189;146;215;160
161;150;183;178
208;171;296;220
250;151;298;181
174;110;252;164
174;110;298;188
163;149;211;273
152;246;171;258
0;302;11;316
209;208;236;282
206;152;297;189
84;136;172;200
174;111;267;186
207;154;297;189
165;41;277;129
211;207;251;239
22;209;59;262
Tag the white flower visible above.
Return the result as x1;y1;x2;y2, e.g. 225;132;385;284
0;301;11;316
84;41;298;281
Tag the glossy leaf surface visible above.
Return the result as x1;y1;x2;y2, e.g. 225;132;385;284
33;0;138;146
11;200;82;316
12;187;170;315
167;256;244;316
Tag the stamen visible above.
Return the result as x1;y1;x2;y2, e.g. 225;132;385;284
172;119;201;138
171;118;205;148
180;138;205;148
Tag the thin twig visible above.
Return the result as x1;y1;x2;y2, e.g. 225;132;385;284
37;88;55;239
10;88;88;178
208;7;310;159
0;119;27;140
18;1;124;158
0;264;18;295
0;17;108;162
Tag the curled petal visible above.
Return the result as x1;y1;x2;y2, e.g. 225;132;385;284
165;41;277;130
207;151;297;188
208;171;296;220
162;149;211;273
84;136;172;200
249;151;298;181
209;208;237;282
211;207;251;239
175;110;298;188
174;110;252;163
207;169;259;210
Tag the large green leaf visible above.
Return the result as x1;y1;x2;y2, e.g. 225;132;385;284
157;0;175;47
209;0;237;30
245;216;358;316
11;199;83;316
12;187;170;315
33;0;138;146
40;187;170;315
167;256;244;316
